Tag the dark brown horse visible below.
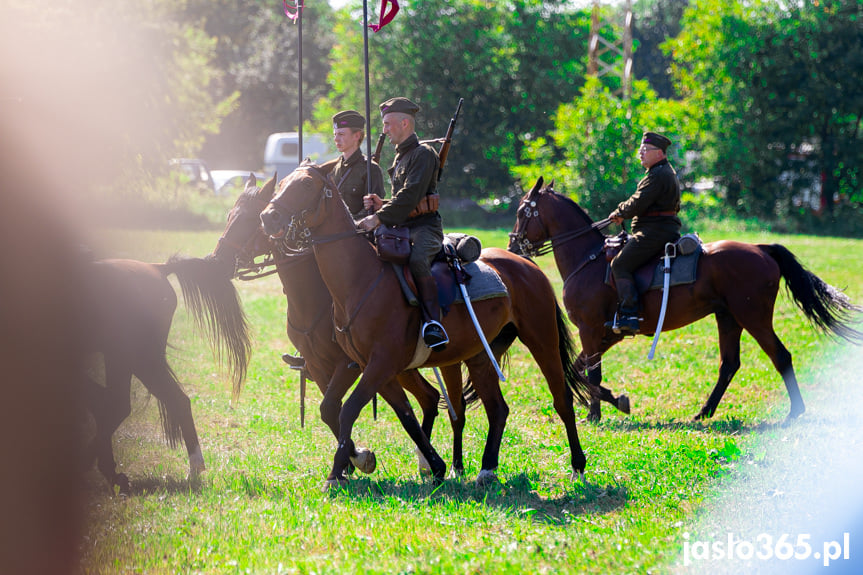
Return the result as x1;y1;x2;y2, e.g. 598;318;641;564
84;255;251;494
212;174;449;476
260;165;591;487
509;177;863;422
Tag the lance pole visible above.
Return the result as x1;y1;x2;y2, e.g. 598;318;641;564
297;1;304;162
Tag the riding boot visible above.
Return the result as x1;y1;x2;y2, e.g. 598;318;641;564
416;276;448;351
611;278;641;335
281;353;306;369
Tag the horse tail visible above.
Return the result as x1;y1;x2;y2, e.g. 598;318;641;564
156;359;185;449
556;302;591;407
455;323;517;410
164;255;253;401
760;244;863;343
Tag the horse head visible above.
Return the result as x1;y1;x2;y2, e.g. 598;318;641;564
211;172;278;278
260;160;345;250
508;177;600;258
508;176;554;257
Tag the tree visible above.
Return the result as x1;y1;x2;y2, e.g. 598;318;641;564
193;0;337;169
514;76;691;217
1;0;237;194
668;0;863;227
632;0;689;99
318;0;590;200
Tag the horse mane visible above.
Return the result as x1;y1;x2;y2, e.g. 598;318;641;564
543;184;596;226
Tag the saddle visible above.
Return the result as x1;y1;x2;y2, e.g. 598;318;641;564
604;232;703;294
390;234;508;313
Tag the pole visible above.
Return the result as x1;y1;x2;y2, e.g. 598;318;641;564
297;1;304;163
363;0;373;198
362;0;380;417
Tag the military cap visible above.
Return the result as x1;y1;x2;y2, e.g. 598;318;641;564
642;131;672;152
379;97;420;117
332;110;365;130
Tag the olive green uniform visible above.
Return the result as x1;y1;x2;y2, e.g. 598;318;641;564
376;133;442;280
610;158;681;286
331;148;385;218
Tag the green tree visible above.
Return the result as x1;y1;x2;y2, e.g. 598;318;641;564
632;0;689;99
319;0;590;200
192;0;337;169
2;0;237;192
514;76;690;218
669;0;862;229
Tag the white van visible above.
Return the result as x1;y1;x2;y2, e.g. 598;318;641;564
263;132;337;178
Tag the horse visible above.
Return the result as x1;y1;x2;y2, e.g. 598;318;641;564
211;174;455;476
260;163;592;487
83;255;251;494
508;177;863;422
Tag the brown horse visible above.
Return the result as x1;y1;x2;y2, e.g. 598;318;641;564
84;255;251;494
508;177;863;422
211;174;450;476
260;164;591;487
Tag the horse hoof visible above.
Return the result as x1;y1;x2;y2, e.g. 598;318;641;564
587;409;601;423
616;394;631;414
448;466;465;479
321;476;349;492
475;469;498;487
350;448;377;474
570;469;586;483
115;473;130;497
415;447;432;476
189;446;206;478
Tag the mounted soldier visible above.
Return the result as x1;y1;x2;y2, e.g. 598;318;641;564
607;131;681;335
357;97;448;351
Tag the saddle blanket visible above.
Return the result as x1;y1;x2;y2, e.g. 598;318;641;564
645;248;701;291
605;248;701;292
395;260;509;308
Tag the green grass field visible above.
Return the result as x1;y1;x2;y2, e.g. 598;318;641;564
80;225;863;574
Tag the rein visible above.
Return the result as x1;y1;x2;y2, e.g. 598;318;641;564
510;190;611;257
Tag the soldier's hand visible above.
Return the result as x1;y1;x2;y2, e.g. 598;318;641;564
609;214;624;226
357;214;380;232
363;194;383;212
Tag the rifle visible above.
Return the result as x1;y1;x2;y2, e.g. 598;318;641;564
371;132;386;164
437;97;463;182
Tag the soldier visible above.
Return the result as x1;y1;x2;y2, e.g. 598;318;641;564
357;97;448;351
607;131;681;335
330;110;385;218
281;110;385;369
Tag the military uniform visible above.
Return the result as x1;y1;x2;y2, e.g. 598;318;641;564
376;97;447;349
376;132;442;279
331;148;385;218
609;132;681;334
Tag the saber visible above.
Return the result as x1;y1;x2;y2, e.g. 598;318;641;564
449;255;506;381
648;242;676;360
432;367;457;420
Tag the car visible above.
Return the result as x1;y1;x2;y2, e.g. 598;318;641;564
210;170;270;196
169;158;216;194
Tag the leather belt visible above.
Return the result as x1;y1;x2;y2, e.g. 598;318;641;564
643;210;678;217
408;193;440;219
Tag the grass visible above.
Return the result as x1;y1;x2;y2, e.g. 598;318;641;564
80;226;863;574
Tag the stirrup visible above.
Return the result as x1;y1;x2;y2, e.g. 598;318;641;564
421;320;449;350
611;312;640;335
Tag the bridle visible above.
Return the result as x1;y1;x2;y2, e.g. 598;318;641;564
212;190;308;281
509;186;611;258
266;164;368;255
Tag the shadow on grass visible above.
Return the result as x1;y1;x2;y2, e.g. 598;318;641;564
326;472;628;524
593;415;792;436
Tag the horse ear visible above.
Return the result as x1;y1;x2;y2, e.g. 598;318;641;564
530;176;544;194
549;178;555;190
244;174;257;193
261;174;277;197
